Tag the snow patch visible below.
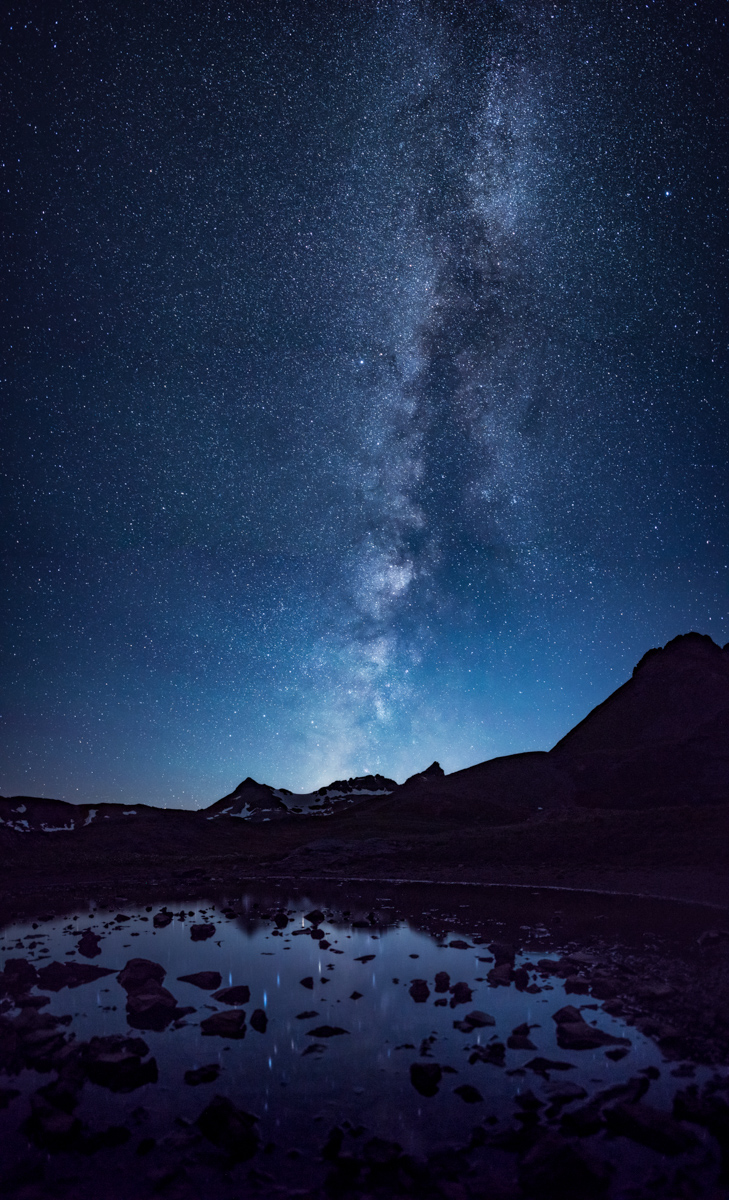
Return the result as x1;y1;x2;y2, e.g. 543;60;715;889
83;809;97;826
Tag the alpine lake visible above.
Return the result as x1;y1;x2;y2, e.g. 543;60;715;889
0;882;726;1199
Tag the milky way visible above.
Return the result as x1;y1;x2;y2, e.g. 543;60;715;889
2;2;727;804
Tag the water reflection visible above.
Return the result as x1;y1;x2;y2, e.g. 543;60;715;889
0;886;726;1198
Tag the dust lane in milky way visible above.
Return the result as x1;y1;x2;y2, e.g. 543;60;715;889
2;1;727;805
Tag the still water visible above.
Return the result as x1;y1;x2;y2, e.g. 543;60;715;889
0;885;724;1198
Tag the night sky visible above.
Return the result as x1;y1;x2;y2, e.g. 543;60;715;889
2;1;727;808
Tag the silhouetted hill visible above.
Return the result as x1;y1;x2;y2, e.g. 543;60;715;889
2;633;726;848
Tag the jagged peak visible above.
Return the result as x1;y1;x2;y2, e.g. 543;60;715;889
633;632;726;676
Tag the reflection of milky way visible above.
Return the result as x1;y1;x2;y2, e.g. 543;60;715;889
2;3;726;802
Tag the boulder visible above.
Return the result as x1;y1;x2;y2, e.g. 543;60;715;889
434;971;450;993
117;959;165;993
449;981;473;1006
82;1035;158;1092
190;924;216;941
469;1042;506;1067
196;1094;259;1161
410;1062;442;1096
454;1084;483;1103
37;961;115;991
125;983;179;1032
306;1025;349;1037
557;1021;630;1051
0;959;39;994
250;1008;268;1033
23;1096;82;1152
453;1010;496;1033
487;962;513;987
184;1063;220;1086
77;931;102;959
606;1102;698;1155
178;971;222;990
212;985;250;1005
153;910;173;928
524;1057;576;1077
409;979;430;1003
508;1033;538;1050
200;1010;247;1038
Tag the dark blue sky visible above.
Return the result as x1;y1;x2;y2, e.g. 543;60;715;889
2;0;727;807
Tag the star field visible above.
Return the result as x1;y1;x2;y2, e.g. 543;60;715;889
2;0;727;806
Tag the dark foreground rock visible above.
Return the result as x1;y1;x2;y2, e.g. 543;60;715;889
178;971;222;990
200;1009;247;1038
82;1035;158;1092
196;1094;259;1160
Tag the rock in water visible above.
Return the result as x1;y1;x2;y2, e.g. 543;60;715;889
82;1036;158;1093
37;962;115;991
557;1021;629;1051
0;959;39;994
250;1008;268;1033
196;1094;259;1160
125;984;179;1032
212;985;250;1005
184;1063;220;1086
409;979;430;1002
200;1010;247;1039
190;924;216;941
177;971;221;990
410;1062;442;1097
449;981;473;1006
117;959;166;993
77;930;102;959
